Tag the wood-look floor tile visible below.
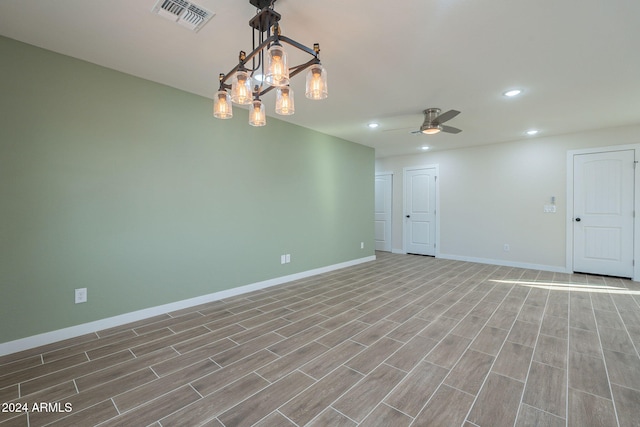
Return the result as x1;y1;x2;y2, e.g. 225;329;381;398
384;361;449;417
386;317;430;342
315;321;369;348
567;388;617;427
159;373;269;427
522;361;566;417
611;384;640;427
470;325;509;356
95;315;169;338
227;318;291;345
307;408;356;427
75;347;176;392
570;305;597;331
218;371;314;427
359;403;412;427
46;399;119;427
168;324;243;354
211;332;282;367
2;253;637;427
351;319;399;346
569;352;611;399
275;313;328;338
413;384;475;427
114;358;219;413
133;312;204;335
331;363;405;423
425;334;472;369
467;373;524;427
569;327;601;357
28;369;157;426
257;341;328;382
86;328;173;360
486;308;519;330
451;315;485;339
300;339;365;380
533;334;567;369
279;366;363;426
507;320;539;347
252;411;296;427
0;382;76;425
345;337;403;375
515;403;565;427
267;325;327;357
598;326;637;355
444;349;494;395
418;317;458;341
540;314;568;339
101;385;201;427
594;308;626;330
385;335;438;372
0;353;88;392
603;349;640;391
191;349;278;396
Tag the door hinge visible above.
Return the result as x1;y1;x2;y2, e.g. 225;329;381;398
634;160;638;168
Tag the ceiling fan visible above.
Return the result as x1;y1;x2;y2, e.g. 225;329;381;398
413;108;462;135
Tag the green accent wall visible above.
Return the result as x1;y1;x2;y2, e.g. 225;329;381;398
0;36;374;344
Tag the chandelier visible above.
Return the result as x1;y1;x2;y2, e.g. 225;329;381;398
213;0;328;126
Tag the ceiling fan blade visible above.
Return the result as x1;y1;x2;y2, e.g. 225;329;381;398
434;110;460;124
441;125;462;134
383;127;413;132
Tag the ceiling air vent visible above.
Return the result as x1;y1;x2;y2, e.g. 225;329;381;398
152;0;215;32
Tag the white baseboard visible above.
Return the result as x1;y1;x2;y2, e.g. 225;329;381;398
437;253;568;274
0;255;376;357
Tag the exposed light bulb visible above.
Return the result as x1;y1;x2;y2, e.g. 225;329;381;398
249;99;266;126
231;71;253;105
275;87;295;115
213;91;232;119
305;65;328;100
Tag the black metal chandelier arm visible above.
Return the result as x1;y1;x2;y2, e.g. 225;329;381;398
278;36;319;58
218;34;279;86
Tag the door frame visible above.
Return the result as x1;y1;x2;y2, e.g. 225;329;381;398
403;164;440;256
375;172;393;252
566;144;640;281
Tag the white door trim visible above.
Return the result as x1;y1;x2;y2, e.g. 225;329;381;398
403;164;440;256
566;144;639;281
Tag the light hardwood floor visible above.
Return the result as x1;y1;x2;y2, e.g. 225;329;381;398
1;252;640;426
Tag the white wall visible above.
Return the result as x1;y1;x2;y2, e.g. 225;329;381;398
376;124;640;273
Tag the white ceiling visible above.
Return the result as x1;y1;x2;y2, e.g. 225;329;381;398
1;0;639;157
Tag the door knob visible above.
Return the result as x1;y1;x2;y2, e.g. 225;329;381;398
575;217;581;222
406;215;410;218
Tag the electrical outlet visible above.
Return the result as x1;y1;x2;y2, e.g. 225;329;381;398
75;288;87;304
360;242;364;249
285;254;291;263
503;244;510;252
280;255;286;264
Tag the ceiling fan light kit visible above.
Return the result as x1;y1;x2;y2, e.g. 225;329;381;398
417;108;462;135
213;0;328;126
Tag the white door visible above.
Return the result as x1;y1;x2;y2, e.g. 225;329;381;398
573;150;635;278
375;173;392;252
404;167;437;256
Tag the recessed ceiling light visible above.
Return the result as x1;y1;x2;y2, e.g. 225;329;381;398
368;123;379;129
526;129;539;135
420;146;430;151
503;89;522;97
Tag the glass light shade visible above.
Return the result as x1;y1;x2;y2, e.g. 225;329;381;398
275;87;295;115
231;70;253;105
264;43;289;87
422;126;441;135
305;64;328;100
249;99;266;127
213;90;233;119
